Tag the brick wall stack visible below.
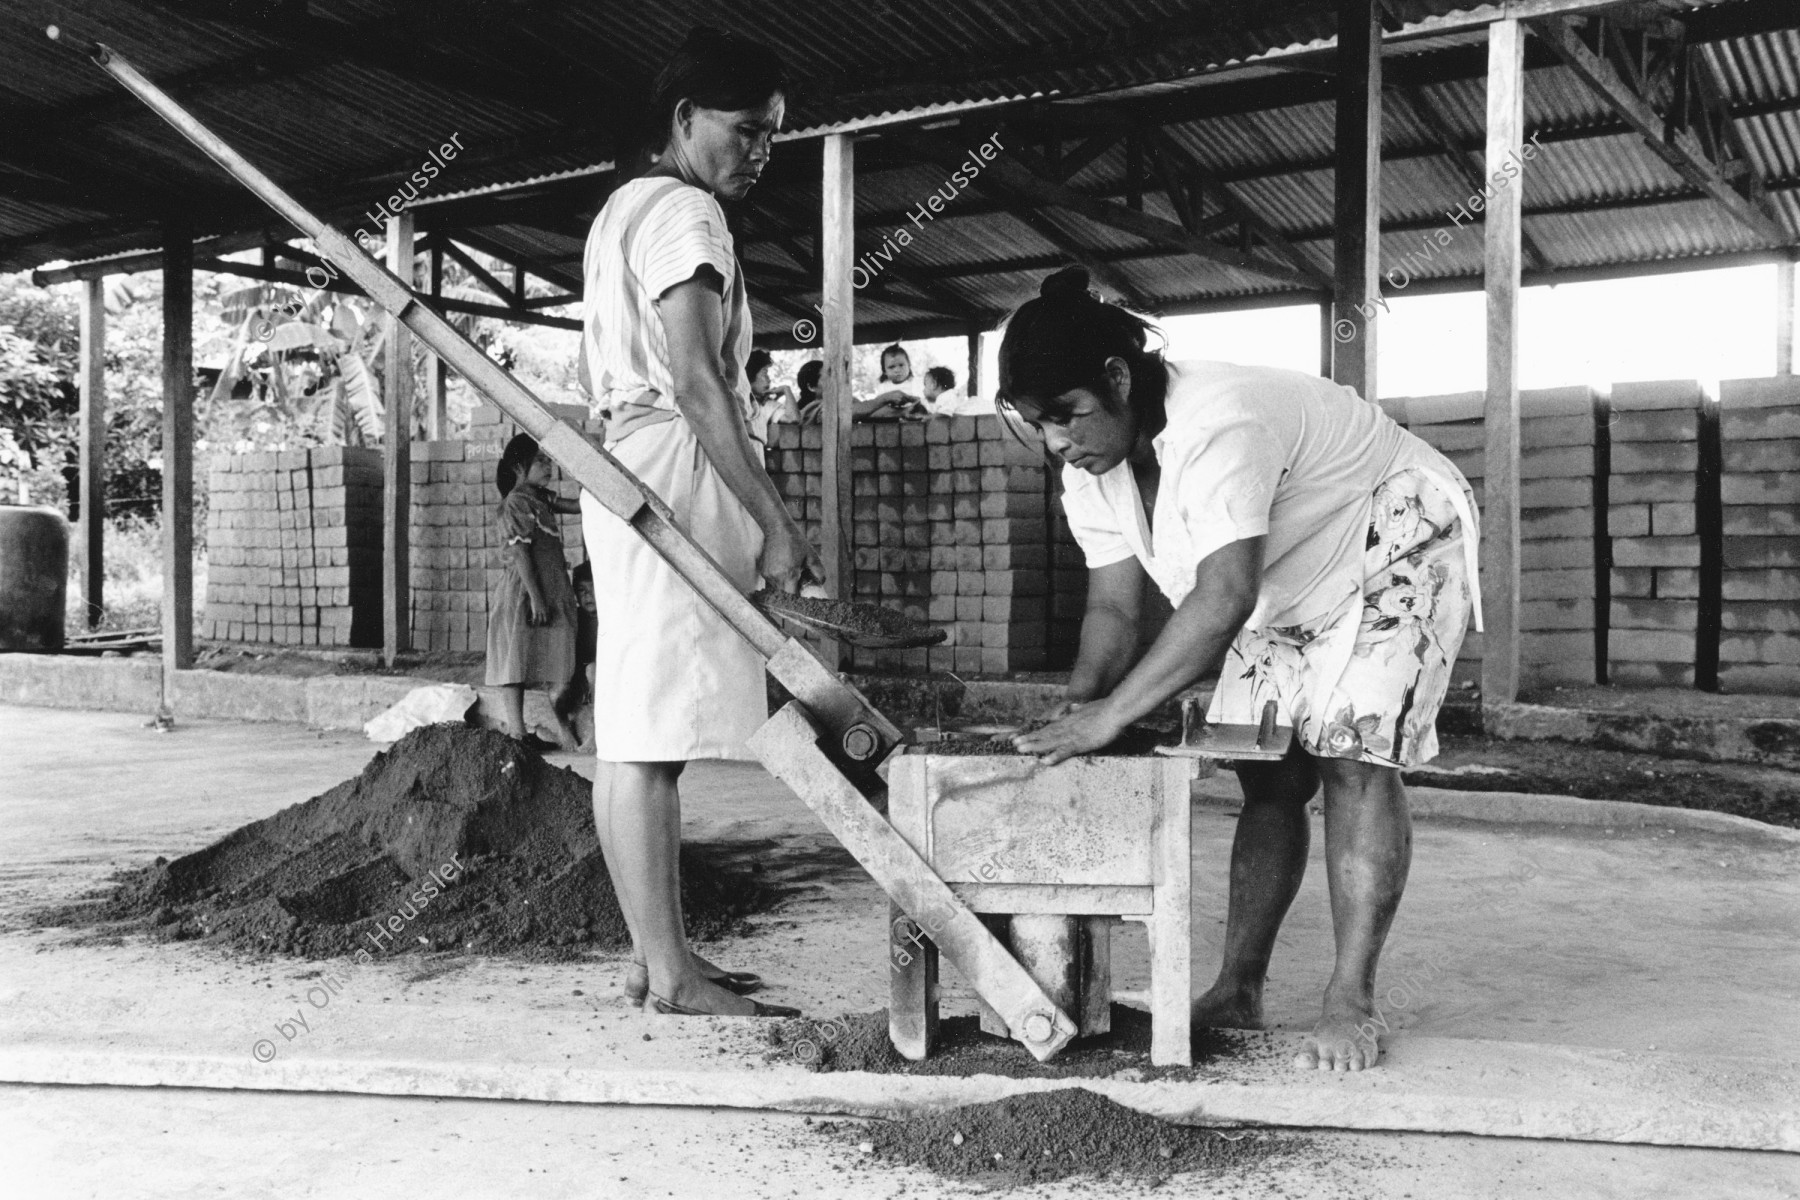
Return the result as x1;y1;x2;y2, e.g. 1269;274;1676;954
764;416;1078;675
1717;376;1800;693
202;447;381;647
1389;387;1601;690
407;402;593;654
1607;380;1706;687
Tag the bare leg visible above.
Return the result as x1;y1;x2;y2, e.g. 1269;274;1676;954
549;677;581;748
1295;758;1412;1072
591;760;755;1014
1192;744;1319;1029
498;684;526;739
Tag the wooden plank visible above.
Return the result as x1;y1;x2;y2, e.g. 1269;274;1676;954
160;220;194;709
966;329;982;399
77;276;104;628
382;212;415;664
426;243;447;440
748;704;1078;1061
1148;757;1193;1068
1331;0;1382;398
948;883;1154;915
1532;16;1785;244
1483;18;1527;707
820;133;855;668
1778;258;1795;377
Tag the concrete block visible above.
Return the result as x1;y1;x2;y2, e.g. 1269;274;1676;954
1521;414;1595;449
1518;538;1592;570
1521;598;1592;630
1721;602;1800;634
1611;379;1705;411
1520;507;1590;541
1609;409;1698;443
1717;662;1800;695
1723;537;1800;570
1611;441;1698;474
1406;391;1483;424
1722;439;1800;473
954;595;983;622
1722;473;1800;505
1521;568;1595;600
1520;478;1591;508
1655;568;1700;598
1724;505;1800;536
956;572;985;597
1611;536;1700;568
1609;568;1654;598
1722;405;1800;443
1605;472;1691;505
1718;630;1800;666
1610;599;1699;631
1650;503;1697;536
1520;630;1594;662
1610;627;1695;663
1607;504;1649;538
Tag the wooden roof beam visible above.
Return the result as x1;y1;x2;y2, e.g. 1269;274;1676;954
1002;205;1154;310
1532;14;1786;244
892;128;1318;289
1148;129;1333;289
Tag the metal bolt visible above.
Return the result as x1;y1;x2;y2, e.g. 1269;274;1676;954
1021;1012;1054;1044
841;723;880;761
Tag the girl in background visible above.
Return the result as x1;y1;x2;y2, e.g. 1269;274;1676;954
486;433;582;751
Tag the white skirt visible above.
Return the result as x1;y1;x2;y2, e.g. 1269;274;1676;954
579;418;767;762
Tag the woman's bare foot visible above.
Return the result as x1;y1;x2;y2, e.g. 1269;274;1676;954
1190;981;1264;1030
1293;996;1382;1072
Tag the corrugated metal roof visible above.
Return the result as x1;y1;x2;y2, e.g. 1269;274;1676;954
3;0;1795;344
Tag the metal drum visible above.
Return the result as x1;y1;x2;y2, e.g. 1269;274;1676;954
0;504;70;651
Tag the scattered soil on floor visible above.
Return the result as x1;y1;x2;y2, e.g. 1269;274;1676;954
751;590;945;646
819;1089;1290;1187
765;1006;1261;1081
30;725;785;960
923;718;1176;757
1413;733;1800;828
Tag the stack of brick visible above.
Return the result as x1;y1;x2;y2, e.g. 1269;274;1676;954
764;415;1068;675
407;402;593;654
1717;376;1800;693
202;447;382;647
1607;380;1706;687
1388;387;1601;689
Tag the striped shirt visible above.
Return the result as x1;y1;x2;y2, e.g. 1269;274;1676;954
581;176;753;436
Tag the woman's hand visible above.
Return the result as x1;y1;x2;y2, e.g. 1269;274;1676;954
759;522;822;594
526;592;551;627
1013;698;1126;765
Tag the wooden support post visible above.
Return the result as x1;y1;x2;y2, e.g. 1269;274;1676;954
888;901;939;1061
1330;0;1382;399
1778;258;1795;376
382;212;415;665
1079;916;1114;1036
78;277;105;628
1318;300;1334;379
160;221;194;710
966;328;981;399
820;133;855;667
426;243;448;439
1482;18;1526;708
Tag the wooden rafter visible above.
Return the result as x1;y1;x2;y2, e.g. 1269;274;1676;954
1532;14;1785;244
893;127;1316;289
1004;205;1152;310
1148;129;1332;289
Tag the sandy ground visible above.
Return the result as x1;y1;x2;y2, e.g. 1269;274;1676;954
2;704;1798;1198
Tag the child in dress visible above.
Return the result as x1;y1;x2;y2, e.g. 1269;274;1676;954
486;433;582;750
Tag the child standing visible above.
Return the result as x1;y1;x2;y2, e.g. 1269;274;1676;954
487;433;582;750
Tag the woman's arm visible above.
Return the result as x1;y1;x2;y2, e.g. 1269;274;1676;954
507;541;549;624
1016;537;1265;763
659;271;819;590
1066;557;1147;703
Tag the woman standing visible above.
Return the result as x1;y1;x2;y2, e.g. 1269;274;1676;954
1002;268;1481;1072
579;27;818;1018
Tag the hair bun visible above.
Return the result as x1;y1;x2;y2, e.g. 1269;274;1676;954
1039;266;1091;302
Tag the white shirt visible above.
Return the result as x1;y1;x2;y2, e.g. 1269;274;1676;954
1060;359;1481;631
582;176;753;431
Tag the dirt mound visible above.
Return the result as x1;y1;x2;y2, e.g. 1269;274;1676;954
33;725;782;961
824;1088;1288;1186
766;1006;1245;1081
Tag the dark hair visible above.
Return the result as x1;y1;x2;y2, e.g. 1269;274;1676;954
796;359;823;402
643;26;788;164
745;348;773;381
497;433;540;498
997;266;1169;434
880;344;910;364
925;366;955;390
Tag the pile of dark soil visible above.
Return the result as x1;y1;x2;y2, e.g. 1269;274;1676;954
822;1088;1287;1186
1412;733;1800;828
767;1006;1250;1081
32;725;782;961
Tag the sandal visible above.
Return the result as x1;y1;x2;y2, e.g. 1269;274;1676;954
623;961;763;1004
646;991;799;1019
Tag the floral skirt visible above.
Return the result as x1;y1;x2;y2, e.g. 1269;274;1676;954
1209;467;1474;768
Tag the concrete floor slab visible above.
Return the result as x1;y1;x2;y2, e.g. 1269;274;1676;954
2;705;1798;1166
